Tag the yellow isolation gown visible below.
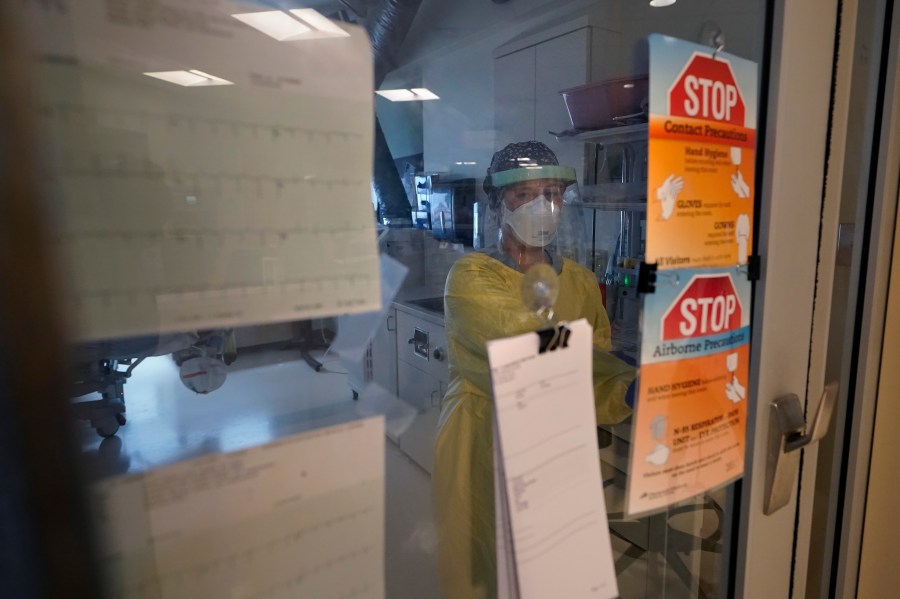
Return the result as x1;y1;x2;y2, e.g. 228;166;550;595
433;251;635;598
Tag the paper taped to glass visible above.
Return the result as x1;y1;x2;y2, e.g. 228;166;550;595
91;417;386;599
19;1;380;340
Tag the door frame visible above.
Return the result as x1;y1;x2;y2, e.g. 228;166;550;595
833;2;900;596
736;0;855;596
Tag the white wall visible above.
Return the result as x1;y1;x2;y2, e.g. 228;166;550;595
379;0;765;191
375;91;424;160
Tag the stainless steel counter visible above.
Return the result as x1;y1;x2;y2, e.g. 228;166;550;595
393;297;445;326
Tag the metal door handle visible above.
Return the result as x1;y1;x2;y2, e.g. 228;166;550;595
784;382;838;451
764;381;838;515
386;314;395;332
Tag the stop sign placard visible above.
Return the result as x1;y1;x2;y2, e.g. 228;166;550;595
662;274;742;340
668;52;746;126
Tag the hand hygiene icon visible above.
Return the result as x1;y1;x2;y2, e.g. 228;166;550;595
725;352;745;403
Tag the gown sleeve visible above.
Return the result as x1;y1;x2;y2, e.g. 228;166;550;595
443;254;547;397
573;262;635;424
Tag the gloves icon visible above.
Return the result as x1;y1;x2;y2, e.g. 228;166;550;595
656;174;685;220
731;170;751;198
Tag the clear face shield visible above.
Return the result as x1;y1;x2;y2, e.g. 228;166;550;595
488;164;588;268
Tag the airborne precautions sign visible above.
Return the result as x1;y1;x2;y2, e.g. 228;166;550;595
646;34;758;270
627;268;752;516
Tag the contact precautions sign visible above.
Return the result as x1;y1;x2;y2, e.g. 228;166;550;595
646;34;758;269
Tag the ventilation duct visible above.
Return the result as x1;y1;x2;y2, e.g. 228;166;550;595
365;0;424;226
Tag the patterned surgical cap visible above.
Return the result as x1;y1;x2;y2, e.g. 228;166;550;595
483;141;560;195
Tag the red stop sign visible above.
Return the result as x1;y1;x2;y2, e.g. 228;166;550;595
662;274;742;340
668;53;746;126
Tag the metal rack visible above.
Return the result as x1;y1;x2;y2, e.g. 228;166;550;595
553;122;647;145
558;123;648;358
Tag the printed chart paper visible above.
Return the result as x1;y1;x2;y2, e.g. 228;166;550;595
20;0;380;340
646;34;759;269
91;417;386;599
629;269;750;515
488;319;617;599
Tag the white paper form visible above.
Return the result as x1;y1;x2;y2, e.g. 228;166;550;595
488;319;618;599
494;418;521;599
91;417;385;599
18;1;380;340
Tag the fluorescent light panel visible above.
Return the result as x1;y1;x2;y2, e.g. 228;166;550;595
649;0;677;6
375;88;440;102
144;70;234;87
232;9;349;41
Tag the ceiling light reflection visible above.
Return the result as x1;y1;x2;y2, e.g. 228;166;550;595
375;88;440;102
144;70;234;87
232;9;349;41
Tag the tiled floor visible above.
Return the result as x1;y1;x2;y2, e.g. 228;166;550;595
75;344;725;599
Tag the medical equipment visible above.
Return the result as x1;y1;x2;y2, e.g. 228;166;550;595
71;330;236;438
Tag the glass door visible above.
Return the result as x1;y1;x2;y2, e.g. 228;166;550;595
0;1;852;598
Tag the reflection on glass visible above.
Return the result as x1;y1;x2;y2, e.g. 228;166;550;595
10;0;766;597
232;9;351;41
143;70;234;87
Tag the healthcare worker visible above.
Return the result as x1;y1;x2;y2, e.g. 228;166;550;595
432;141;635;598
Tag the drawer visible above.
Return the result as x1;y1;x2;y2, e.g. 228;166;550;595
396;309;450;381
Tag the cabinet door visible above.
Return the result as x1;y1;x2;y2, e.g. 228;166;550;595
396;360;443;474
535;28;590;179
494;46;536;147
397;359;442;413
398;405;441;476
371;308;398;397
494;29;590;179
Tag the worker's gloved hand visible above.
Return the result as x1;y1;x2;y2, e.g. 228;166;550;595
656;173;685;220
612;350;638;408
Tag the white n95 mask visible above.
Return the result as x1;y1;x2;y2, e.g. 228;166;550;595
503;196;559;247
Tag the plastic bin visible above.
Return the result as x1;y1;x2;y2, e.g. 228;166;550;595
560;75;649;130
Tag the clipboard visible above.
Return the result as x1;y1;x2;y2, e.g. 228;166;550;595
487;318;618;599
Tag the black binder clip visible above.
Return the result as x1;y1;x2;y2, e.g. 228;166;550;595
637;262;658;294
747;254;761;281
737;255;761;281
537;323;571;354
